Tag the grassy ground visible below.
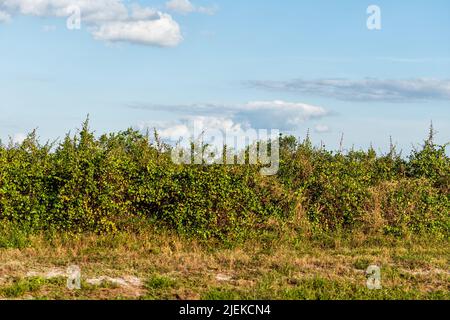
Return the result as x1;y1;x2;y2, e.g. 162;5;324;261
0;227;448;300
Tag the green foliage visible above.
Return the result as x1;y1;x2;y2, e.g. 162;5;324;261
201;275;449;300
0;220;30;248
0;277;46;298
145;275;177;290
0;121;448;240
144;275;178;299
378;179;449;237
279;277;448;300
407;127;450;192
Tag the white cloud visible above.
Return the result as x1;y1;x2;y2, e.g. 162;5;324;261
158;123;191;140
0;0;183;47
130;4;158;20
1;0;128;21
138;102;327;155
166;0;217;15
243;100;327;124
129;100;329;131
92;13;182;47
140;116;260;155
142;116;248;142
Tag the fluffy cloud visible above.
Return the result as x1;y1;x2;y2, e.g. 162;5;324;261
92;13;182;47
130;4;158;20
234;100;327;130
166;0;217;15
140;117;279;159
0;0;183;47
140;116;249;142
129;100;329;131
136;100;328;152
0;0;128;21
248;78;450;102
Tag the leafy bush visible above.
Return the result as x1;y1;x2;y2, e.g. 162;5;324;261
407;132;449;192
377;179;449;237
0;121;448;240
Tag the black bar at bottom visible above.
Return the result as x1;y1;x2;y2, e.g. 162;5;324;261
0;300;446;319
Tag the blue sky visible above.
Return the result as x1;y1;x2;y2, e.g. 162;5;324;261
0;0;449;153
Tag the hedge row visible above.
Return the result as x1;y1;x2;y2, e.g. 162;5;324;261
0;121;448;240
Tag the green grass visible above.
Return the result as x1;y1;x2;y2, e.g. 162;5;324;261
144;275;178;300
353;258;372;270
202;276;449;300
146;275;177;290
0;226;448;300
0;277;47;298
0;222;31;249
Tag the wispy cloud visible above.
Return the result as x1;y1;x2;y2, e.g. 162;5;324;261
166;0;218;15
248;78;450;103
0;1;183;47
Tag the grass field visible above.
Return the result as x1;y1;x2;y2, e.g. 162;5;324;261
0;227;448;300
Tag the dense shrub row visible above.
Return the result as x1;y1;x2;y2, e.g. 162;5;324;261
0;120;448;240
